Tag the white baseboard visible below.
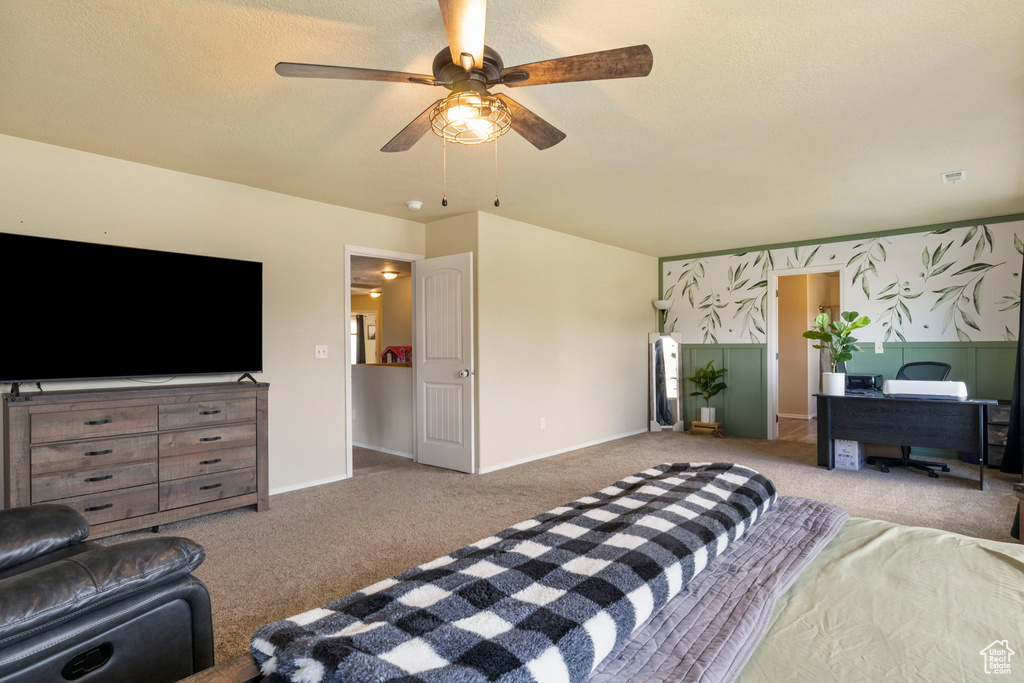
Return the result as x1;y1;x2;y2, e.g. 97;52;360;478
477;428;648;474
353;443;414;459
778;413;817;420
270;473;351;496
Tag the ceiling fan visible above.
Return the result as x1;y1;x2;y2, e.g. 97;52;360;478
275;0;653;152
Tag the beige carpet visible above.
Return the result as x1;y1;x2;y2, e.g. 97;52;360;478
107;434;1020;662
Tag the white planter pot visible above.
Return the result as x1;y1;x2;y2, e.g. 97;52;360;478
700;406;716;423
822;372;846;396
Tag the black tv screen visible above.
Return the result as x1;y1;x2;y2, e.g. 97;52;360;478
1;233;263;383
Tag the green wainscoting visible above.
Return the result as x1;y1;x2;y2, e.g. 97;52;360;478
680;341;1014;442
680;344;767;439
845;342;1015;400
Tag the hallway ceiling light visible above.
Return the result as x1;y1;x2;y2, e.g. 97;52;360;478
381;271;400;280
369;291;382;298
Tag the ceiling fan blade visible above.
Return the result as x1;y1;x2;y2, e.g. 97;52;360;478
381;99;444;153
438;0;487;70
493;94;566;150
275;62;436;85
499;44;653;87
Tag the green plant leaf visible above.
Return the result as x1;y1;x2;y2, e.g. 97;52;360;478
952;263;1001;276
956;326;971;342
972;279;983;315
974;238;984;261
961;225;978;246
921;247;930;269
983;225;994;252
960;308;980;331
861;277;870;298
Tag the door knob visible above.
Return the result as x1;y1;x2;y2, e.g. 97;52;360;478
459;369;471;378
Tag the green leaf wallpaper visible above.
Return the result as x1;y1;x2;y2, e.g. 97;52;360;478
661;220;1023;344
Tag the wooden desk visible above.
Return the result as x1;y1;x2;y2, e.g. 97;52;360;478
816;391;995;490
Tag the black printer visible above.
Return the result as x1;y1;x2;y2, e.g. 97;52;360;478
846;373;884;391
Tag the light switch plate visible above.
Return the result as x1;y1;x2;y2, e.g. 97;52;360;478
874;342;883;354
315;345;328;359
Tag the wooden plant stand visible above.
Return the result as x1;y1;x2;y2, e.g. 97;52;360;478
688;421;724;438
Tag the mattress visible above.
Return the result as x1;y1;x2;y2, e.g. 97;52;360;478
736;518;1024;682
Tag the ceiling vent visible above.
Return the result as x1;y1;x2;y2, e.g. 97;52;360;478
941;170;967;184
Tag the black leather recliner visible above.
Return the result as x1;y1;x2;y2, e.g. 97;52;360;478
0;505;214;682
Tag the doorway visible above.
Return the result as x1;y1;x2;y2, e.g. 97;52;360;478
344;246;477;478
345;247;421;478
767;266;843;442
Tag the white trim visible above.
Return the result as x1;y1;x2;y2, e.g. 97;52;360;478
777;413;817;420
270;473;351;496
766;264;845;441
477;429;648;474
345;245;424;479
353;443;414;459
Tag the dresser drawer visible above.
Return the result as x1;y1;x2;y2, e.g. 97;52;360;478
30;406;158;443
160;443;256;481
159;467;256;511
53;485;159;525
159;423;256;459
159;398;256;430
32;460;158;503
31;435;159;476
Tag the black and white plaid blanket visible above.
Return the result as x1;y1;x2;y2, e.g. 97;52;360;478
252;463;777;683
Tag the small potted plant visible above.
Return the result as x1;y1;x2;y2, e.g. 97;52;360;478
803;311;870;395
687;360;727;423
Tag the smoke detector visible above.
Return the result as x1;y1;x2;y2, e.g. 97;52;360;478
941;170;966;184
407;200;423;211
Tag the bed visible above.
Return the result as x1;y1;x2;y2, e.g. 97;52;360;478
185;464;1024;683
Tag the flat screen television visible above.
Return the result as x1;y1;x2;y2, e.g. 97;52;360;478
1;233;263;384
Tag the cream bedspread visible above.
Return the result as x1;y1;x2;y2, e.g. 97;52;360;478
737;517;1024;682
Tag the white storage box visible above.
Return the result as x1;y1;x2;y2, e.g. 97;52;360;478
834;439;865;470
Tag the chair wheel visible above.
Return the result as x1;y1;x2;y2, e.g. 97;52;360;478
880;466;890;473
928;471;939;478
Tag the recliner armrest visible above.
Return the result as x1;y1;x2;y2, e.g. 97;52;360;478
0;505;90;571
0;536;205;646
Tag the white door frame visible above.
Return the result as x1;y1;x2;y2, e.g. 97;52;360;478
765;264;845;440
345;245;424;478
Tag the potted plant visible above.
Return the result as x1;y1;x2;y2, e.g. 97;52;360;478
802;311;870;396
687;360;727;423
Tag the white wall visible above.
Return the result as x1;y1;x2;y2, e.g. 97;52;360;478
351;365;413;457
0;134;424;494
475;213;657;471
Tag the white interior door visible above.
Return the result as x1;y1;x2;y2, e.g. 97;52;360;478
414;252;475;472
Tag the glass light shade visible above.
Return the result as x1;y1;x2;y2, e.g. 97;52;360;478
430;92;512;145
381;271;399;280
369;291;382;298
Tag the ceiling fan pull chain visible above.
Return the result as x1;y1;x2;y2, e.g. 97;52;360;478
493;138;500;207
442;138;448;207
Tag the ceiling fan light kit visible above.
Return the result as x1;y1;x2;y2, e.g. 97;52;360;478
275;0;653;203
430;91;511;145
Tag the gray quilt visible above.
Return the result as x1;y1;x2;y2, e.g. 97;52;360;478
587;497;848;683
252;463;777;683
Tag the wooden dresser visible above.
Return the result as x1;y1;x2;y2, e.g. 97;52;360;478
3;382;268;538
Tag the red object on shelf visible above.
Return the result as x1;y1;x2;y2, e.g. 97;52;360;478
381;346;412;363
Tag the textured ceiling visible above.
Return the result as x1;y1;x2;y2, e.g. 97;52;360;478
351;255;411;291
2;1;1023;257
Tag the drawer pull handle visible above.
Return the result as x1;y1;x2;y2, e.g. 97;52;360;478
199;436;222;443
200;483;222;491
200;458;222;465
84;504;113;512
199;410;222;416
84;419;113;426
84;474;114;483
84;449;114;457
